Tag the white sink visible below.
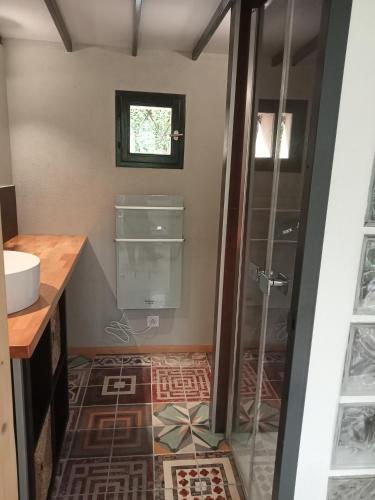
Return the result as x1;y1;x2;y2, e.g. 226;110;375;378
3;250;40;314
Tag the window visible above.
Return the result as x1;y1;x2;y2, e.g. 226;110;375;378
116;90;186;169
254;99;307;172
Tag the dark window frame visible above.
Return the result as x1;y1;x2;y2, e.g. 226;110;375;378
116;90;186;169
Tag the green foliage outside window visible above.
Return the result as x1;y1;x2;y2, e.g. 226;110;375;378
130;105;172;155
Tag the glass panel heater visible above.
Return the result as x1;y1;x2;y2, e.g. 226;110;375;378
115;195;184;309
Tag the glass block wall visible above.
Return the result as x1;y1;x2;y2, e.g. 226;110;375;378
327;179;375;498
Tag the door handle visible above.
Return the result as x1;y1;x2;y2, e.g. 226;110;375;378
169;130;184;141
249;262;264;282
259;271;289;296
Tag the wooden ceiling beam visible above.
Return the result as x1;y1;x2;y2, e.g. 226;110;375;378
132;0;143;57
192;0;234;61
292;35;318;66
271;49;283;67
271;35;319;68
44;0;72;52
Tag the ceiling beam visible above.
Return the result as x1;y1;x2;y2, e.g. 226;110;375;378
271;49;283;67
44;0;72;52
132;0;143;57
192;0;234;61
291;35;318;66
271;35;319;68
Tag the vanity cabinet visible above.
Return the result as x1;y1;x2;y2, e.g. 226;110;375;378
5;234;86;500
12;293;69;500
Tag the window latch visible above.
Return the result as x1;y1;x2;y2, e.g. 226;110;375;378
169;130;184;141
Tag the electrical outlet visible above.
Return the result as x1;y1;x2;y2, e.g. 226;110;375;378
147;315;159;328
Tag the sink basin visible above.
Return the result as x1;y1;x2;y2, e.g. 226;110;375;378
3;250;40;314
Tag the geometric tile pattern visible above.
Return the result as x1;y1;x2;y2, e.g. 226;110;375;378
182;369;211;402
240;362;278;400
52;352;245;499
58;457;110;496
152;368;185;403
112;427;153;456
154;425;194;455
151;367;211;403
191;426;230;453
77;405;118;430
188;403;210;428
69;429;114;458
117;404;152;428
107;456;154;493
153;403;190;426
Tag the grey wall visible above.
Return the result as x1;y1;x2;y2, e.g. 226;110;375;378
0;46;12;186
4;40;228;348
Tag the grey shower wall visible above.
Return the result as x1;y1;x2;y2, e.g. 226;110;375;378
4;40;228;347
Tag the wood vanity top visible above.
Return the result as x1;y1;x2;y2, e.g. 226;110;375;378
5;235;87;359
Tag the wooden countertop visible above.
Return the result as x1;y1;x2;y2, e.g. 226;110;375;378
5;235;87;359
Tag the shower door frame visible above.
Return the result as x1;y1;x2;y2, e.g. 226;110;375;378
212;0;353;497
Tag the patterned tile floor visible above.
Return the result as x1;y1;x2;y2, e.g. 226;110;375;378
52;352;246;499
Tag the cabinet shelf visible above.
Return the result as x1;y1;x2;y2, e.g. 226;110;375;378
12;293;69;500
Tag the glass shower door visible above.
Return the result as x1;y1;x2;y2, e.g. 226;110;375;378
229;0;324;497
229;0;290;493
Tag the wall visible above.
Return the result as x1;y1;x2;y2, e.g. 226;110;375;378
0;45;12;185
294;0;375;498
4;40;228;348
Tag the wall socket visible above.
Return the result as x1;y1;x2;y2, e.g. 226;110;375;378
147;315;159;328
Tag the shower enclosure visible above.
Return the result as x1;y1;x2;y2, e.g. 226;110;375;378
224;0;325;497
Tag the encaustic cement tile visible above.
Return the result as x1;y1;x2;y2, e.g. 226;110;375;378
121;366;152;384
154;454;200;491
152;354;183;368
106;491;155;499
187;403;210;429
154;425;194;455
57;457;111;496
179;353;210;368
112;427;153;456
181;369;211;402
152;368;185;403
68;369;90;388
107;455;154;493
92;355;123;368
196;456;245;499
116;404;152;428
68;382;86;407
123;355;152;367
152;403;190;426
191;426;230;453
154;489;202;500
69;429;114;459
87;368;122;387
77;406;118;431
195;453;242;486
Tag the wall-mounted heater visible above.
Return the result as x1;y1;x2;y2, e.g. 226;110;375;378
115;194;184;309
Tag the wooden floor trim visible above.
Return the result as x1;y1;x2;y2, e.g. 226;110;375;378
68;344;213;357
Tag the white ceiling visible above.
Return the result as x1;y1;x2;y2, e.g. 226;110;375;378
0;0;231;54
0;0;323;59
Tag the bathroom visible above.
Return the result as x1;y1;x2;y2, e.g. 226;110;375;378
0;1;375;500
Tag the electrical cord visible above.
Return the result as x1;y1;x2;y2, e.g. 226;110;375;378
105;311;153;344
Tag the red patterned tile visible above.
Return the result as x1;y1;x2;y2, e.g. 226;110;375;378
77;406;118;430
107;455;154;492
152;368;185;403
181;368;211;402
240;362;278;400
58;457;110;496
